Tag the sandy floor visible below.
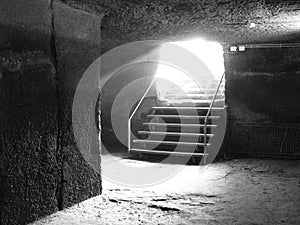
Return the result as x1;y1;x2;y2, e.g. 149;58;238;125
30;157;300;225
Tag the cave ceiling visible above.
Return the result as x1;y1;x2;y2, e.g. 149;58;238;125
61;0;300;51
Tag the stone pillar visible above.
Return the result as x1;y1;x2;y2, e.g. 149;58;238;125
53;1;103;208
0;0;58;224
0;0;103;224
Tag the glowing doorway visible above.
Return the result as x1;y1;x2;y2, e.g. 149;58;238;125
155;39;225;100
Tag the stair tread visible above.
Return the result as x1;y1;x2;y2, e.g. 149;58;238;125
133;139;210;146
130;149;205;156
164;94;225;98
148;115;220;119
138;131;214;137
159;99;224;103
166;93;224;96
179;79;223;84
165;87;224;91
144;122;218;127
152;106;225;110
166;86;224;89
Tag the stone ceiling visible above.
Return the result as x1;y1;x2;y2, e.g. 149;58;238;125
61;0;300;51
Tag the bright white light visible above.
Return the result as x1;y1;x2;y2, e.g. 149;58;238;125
172;39;224;80
230;46;237;52
155;38;225;81
250;22;256;28
239;45;246;51
155;39;225;99
155;64;190;98
155;63;187;83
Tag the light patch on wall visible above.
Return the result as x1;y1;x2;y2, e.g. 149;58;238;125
262;11;300;32
294;20;300;29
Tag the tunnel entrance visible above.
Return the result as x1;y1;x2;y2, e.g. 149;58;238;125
126;39;227;164
100;39;227;166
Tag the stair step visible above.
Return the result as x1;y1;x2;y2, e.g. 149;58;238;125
144;122;218;128
177;88;221;91
180;79;223;84
138;131;214;137
133;139;211;146
169;85;224;89
130;149;205;156
167;84;224;89
158;99;225;107
148;115;220;119
166;93;224;96
164;94;225;99
152;106;225;110
160;96;225;104
182;92;218;96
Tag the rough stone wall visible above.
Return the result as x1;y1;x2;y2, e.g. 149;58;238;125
53;1;103;208
0;0;103;224
224;46;300;157
0;1;58;224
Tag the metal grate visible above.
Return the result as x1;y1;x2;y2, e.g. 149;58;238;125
229;123;300;157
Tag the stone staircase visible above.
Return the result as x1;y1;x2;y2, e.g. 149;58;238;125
128;74;226;163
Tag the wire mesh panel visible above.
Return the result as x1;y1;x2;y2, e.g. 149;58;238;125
229;123;300;157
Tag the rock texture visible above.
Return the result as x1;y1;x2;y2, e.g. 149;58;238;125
58;0;300;158
224;46;300;157
0;1;58;224
62;0;300;52
53;1;103;208
31;158;300;225
0;0;103;224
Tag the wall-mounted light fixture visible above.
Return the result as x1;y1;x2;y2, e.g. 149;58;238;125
229;46;245;52
227;42;300;54
238;46;246;51
230;46;237;52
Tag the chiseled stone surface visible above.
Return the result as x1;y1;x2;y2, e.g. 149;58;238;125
63;0;300;51
53;1;103;208
0;1;104;224
0;0;52;52
224;47;300;156
0;0;58;224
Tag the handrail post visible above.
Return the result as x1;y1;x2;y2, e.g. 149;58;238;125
203;72;225;165
204;123;207;165
127;119;131;157
128;77;157;156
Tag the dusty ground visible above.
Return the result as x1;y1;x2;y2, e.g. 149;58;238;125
31;157;300;225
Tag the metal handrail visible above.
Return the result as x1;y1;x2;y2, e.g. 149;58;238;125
128;77;157;155
203;72;225;164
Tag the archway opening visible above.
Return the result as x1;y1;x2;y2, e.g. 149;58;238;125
155;39;225;101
